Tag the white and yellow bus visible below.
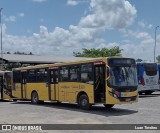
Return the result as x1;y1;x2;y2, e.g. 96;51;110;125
11;57;138;109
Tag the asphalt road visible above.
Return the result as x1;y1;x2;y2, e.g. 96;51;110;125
0;91;160;133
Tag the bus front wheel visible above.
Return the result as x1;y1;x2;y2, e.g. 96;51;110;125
31;91;39;104
104;104;114;109
79;94;91;110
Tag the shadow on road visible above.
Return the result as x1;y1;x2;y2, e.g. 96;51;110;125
139;93;160;98
0;99;12;102
11;101;138;117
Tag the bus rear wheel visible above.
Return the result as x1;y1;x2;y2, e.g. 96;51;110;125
79;94;91;110
31;91;39;104
104;104;114;109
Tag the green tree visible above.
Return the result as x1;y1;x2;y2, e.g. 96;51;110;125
14;51;34;55
136;58;143;62
73;47;123;57
156;55;160;63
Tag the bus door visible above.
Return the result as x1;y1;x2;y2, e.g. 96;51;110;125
94;62;106;103
49;67;59;101
21;71;27;99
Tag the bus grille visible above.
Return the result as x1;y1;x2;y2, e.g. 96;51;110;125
118;96;137;102
114;87;137;92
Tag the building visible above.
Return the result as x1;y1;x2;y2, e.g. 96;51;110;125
0;54;91;70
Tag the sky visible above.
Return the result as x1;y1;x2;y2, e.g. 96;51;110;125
0;0;160;62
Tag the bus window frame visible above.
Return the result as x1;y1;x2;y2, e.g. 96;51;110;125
69;65;80;82
49;68;59;84
36;68;48;83
59;66;69;82
27;69;37;83
13;70;21;83
80;63;94;83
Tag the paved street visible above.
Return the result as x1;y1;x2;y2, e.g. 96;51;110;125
0;92;160;133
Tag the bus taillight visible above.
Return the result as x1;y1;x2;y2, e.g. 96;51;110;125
141;77;145;85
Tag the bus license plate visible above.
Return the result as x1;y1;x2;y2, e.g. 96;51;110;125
125;98;131;102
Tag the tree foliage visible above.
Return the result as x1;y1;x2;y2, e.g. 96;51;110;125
14;51;33;55
73;47;123;58
156;55;160;63
136;58;143;62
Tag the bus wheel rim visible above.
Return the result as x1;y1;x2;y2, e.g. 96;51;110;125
33;93;37;102
81;99;87;106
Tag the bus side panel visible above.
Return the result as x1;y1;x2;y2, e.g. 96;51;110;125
50;84;56;100
2;91;11;99
58;82;94;104
55;84;59;101
75;83;94;104
12;83;22;98
50;84;59;101
138;84;159;92
26;83;49;101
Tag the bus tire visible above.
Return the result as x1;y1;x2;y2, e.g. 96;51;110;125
13;99;17;102
104;104;114;109
145;91;153;95
79;94;91;110
31;91;39;104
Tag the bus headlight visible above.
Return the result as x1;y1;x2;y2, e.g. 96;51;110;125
109;91;118;99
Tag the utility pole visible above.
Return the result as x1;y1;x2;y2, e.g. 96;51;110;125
0;8;3;70
154;26;159;62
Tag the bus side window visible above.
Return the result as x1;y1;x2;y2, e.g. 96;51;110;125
80;63;93;83
13;71;21;83
37;68;48;82
69;65;80;81
60;67;69;82
28;69;36;82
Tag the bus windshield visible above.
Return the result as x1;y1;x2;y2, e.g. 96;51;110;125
144;63;157;76
108;66;137;87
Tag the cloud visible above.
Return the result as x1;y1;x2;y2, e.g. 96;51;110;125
3;25;104;56
120;29;155;61
32;0;47;3
4;13;24;23
4;0;157;62
2;0;138;58
4;15;16;22
18;13;25;17
138;20;153;29
79;0;137;29
67;0;79;6
3;26;158;62
67;0;88;6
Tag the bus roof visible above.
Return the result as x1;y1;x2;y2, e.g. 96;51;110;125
13;57;134;71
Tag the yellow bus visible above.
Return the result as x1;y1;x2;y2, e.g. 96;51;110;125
0;71;12;100
11;57;138;110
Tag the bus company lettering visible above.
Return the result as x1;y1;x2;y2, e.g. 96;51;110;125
79;85;85;89
61;86;70;89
